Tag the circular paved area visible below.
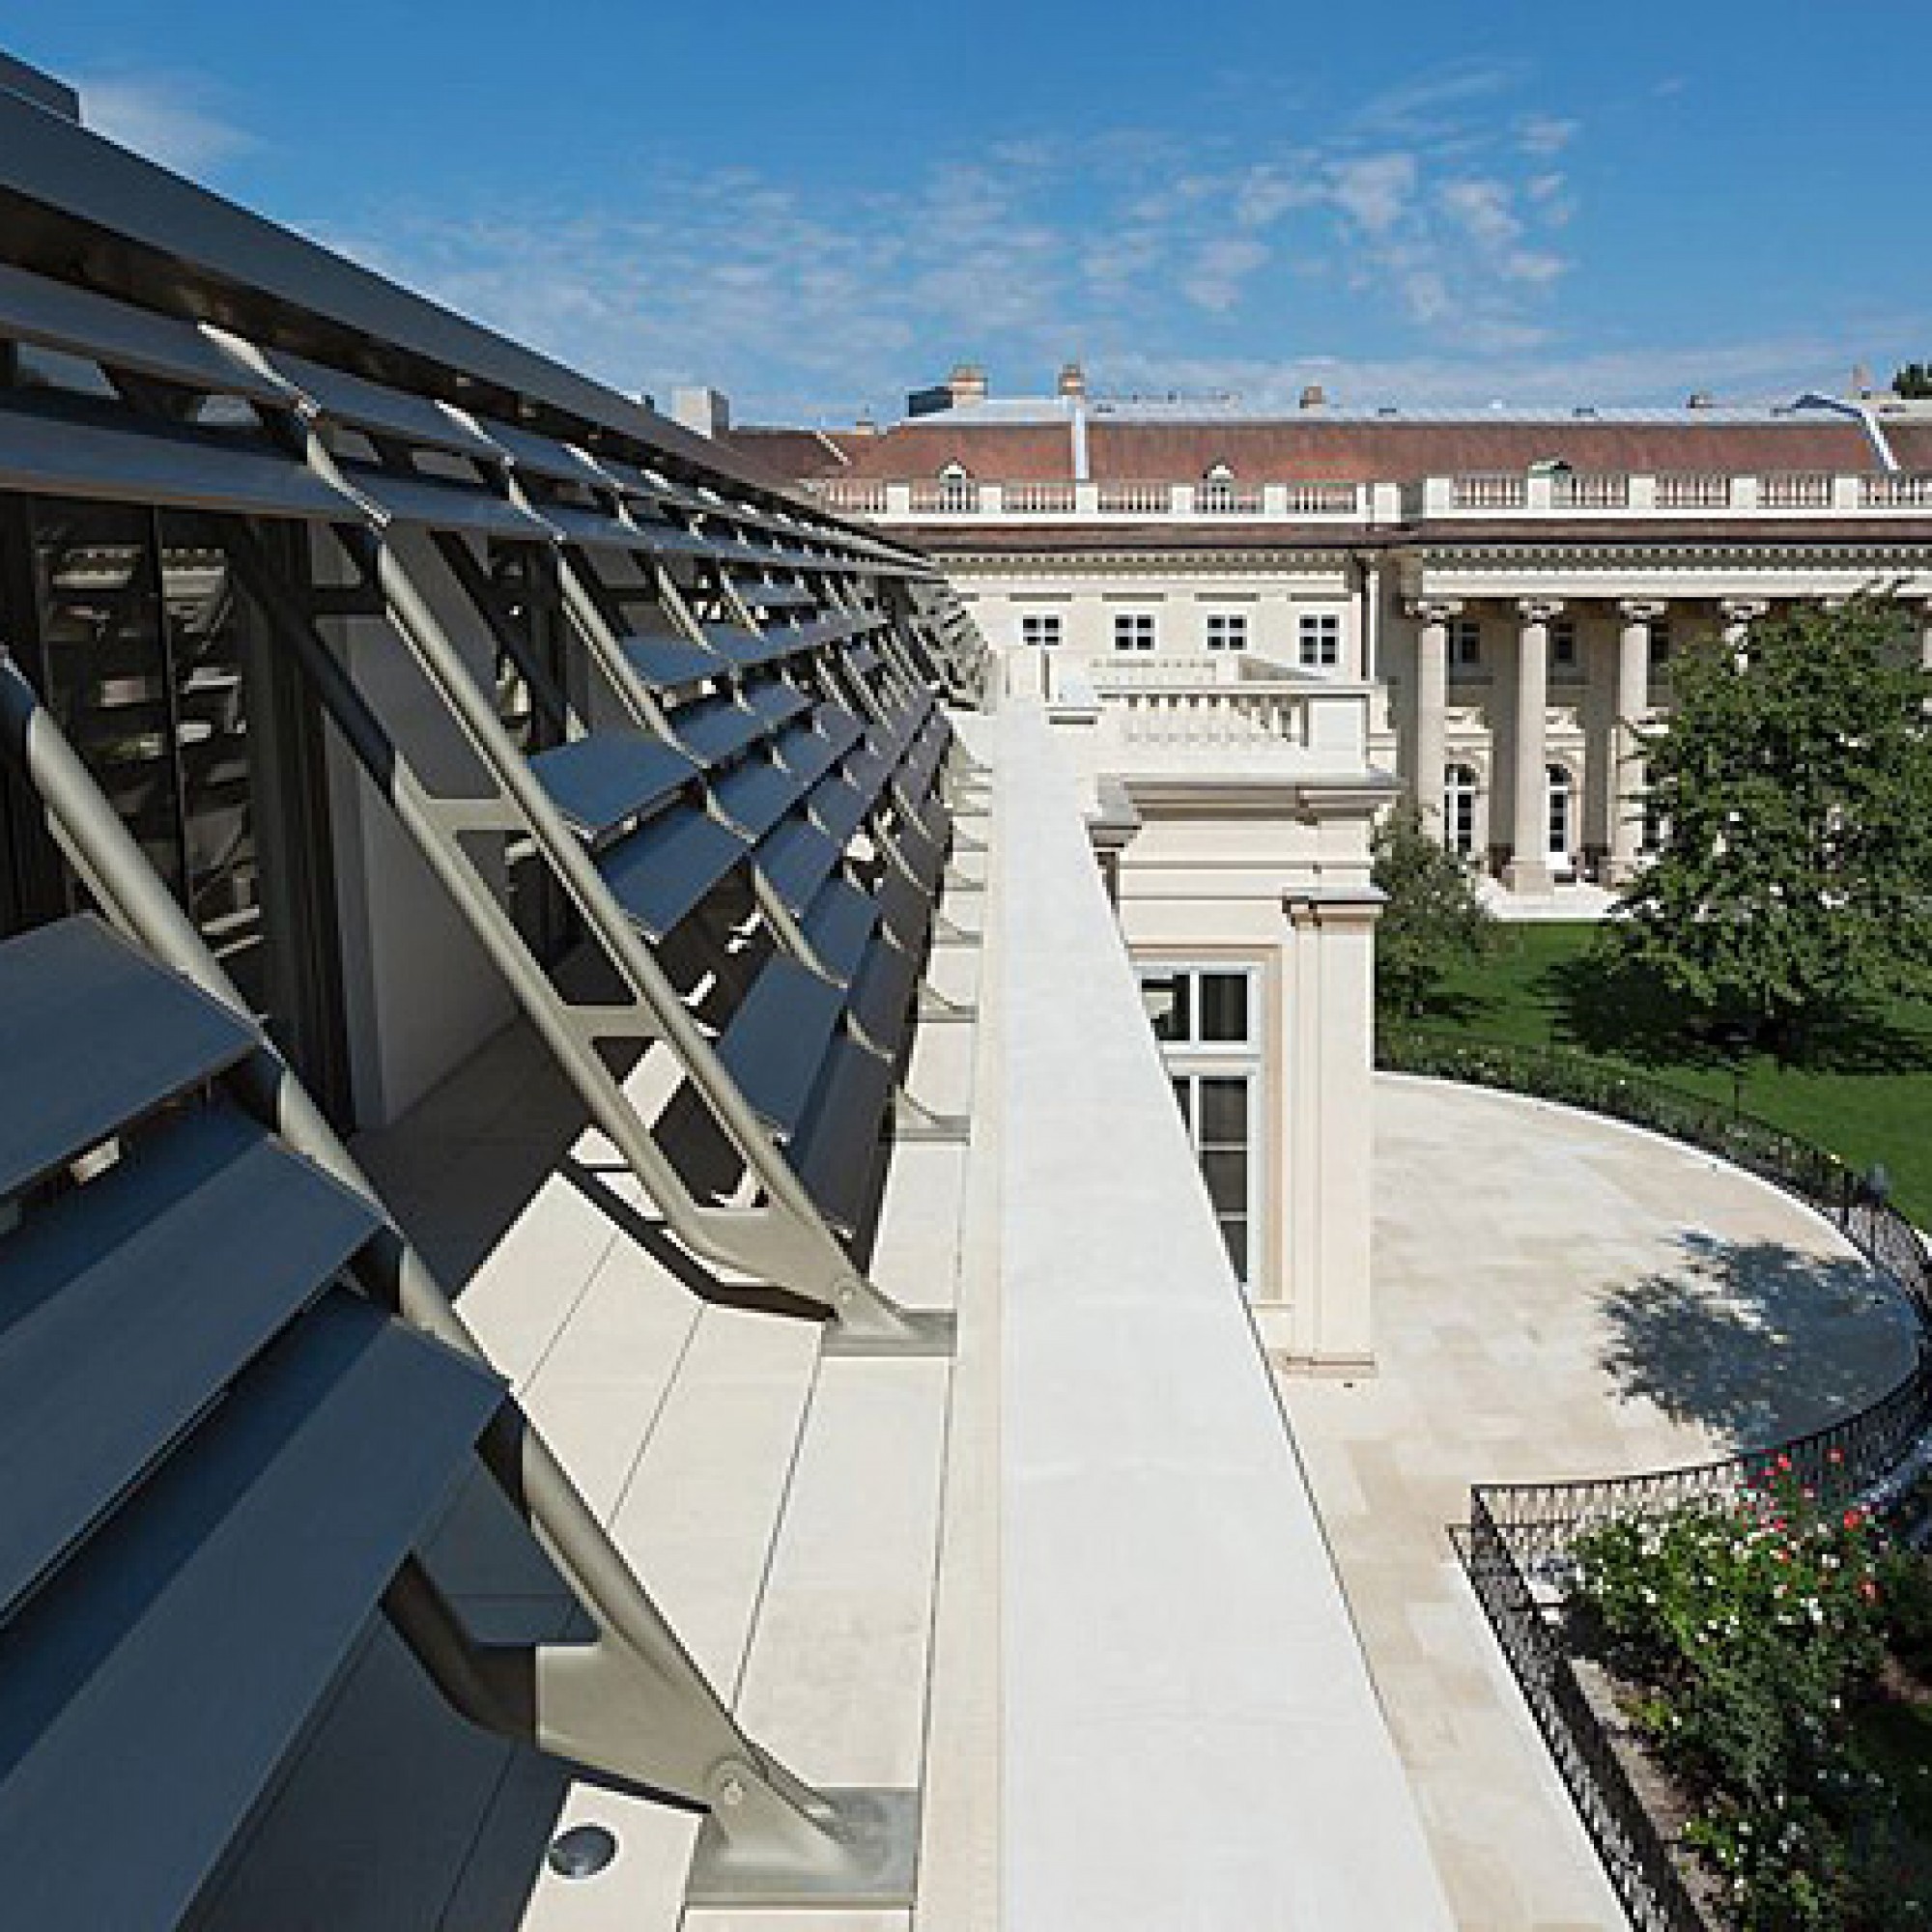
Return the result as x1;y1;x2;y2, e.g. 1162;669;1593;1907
1281;1073;1922;1932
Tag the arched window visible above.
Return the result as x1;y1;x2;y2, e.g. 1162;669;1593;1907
1443;763;1479;857
1546;763;1575;868
1198;462;1236;513
937;462;977;513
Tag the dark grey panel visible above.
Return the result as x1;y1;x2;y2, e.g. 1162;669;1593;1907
469;417;611;487
529;731;697;843
531;498;651;552
808;775;870;848
892;813;947;898
876;866;930;953
742;684;810;729
264;347;500;456
338;462;549;537
0;262;285;401
699;624;774;669
0;1290;500;1932
770;723;838;790
0;395;355;521
851;933;921;1056
619;630;723;691
0;918;258;1198
800;877;877;986
845;643;880;676
669;697;770;768
0;1103;382;1617
710;755;806;840
754;814;840;915
717;956;846;1141
598;808;747;942
789;1036;895;1236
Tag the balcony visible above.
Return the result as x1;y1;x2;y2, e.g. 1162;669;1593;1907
809;470;1932;527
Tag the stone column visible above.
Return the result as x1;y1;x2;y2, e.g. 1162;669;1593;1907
1281;888;1382;1373
1405;598;1460;836
1722;597;1769;649
1918;600;1932;677
1610;600;1665;883
1507;598;1562;895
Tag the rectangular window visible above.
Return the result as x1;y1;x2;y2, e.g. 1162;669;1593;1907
1139;961;1264;1288
1450;616;1483;668
1549;616;1577;669
1114;611;1157;652
1021;612;1063;650
1298;611;1342;668
1205;611;1248;653
1648;621;1673;668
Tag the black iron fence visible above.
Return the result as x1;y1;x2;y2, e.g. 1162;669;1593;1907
1378;1026;1932;1932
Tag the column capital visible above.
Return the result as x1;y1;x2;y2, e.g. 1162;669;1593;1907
1720;598;1770;622
1405;598;1463;623
1617;598;1668;624
1517;597;1565;624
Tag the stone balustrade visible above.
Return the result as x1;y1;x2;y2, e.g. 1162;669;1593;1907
810;470;1932;525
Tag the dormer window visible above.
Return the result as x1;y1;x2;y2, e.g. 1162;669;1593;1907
937;461;977;513
1198;463;1236;513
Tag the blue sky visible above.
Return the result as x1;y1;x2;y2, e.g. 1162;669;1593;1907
5;2;1926;422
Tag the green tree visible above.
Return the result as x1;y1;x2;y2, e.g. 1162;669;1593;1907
1371;803;1494;1017
1614;594;1932;1055
1894;362;1932;398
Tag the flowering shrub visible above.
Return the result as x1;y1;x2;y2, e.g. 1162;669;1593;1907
1568;1463;1922;1929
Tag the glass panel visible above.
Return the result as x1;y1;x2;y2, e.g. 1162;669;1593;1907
1171;1075;1192;1127
1201;1149;1248;1214
1198;972;1249;1043
1141;972;1190;1042
1198;1075;1248;1146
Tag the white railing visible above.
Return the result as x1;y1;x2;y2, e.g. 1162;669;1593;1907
1071;663;1374;772
1096;482;1172;515
1759;471;1833;510
830;469;1932;525
1655;471;1733;509
1452;473;1528;510
812;478;887;514
1004;481;1077;514
1863;473;1932;508
1552;471;1629;510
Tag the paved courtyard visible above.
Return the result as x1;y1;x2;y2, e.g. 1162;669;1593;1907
1282;1073;1922;1932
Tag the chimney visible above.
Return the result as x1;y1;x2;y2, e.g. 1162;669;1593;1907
1299;384;1327;412
1057;360;1087;401
669;385;730;438
1686;390;1715;411
947;363;988;408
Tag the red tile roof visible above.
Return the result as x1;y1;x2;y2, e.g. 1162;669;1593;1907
1883;422;1932;470
825;419;1075;482
1082;418;1879;482
719;427;850;487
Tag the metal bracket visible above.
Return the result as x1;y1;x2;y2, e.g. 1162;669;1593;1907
686;1785;921;1909
894;1089;970;1144
917;983;976;1022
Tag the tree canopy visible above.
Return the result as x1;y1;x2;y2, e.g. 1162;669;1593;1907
1613;595;1932;1053
1371;802;1494;1017
1894;362;1932;399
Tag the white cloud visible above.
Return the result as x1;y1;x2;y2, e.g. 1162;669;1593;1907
1189;236;1269;313
1519;114;1580;157
1328;154;1418;235
1439;178;1522;249
76;73;257;176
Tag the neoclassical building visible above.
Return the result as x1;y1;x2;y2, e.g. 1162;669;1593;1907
721;365;1932;897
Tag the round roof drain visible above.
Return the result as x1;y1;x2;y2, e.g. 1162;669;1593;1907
547;1824;618;1879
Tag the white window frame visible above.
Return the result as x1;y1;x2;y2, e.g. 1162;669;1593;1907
1450;615;1483;668
1298;611;1343;668
1021;612;1063;650
1114;611;1157;653
1547;762;1575;869
1444;762;1479;858
1549;615;1578;670
1137;960;1264;1289
1205;611;1248;653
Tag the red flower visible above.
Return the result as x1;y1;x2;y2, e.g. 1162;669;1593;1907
1776;1454;1794;1473
1827;1448;1845;1465
1861;1579;1881;1603
1844;1507;1865;1530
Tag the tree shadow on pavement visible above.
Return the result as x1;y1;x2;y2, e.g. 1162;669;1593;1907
1596;1230;1912;1450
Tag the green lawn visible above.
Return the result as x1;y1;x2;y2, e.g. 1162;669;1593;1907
1408;923;1932;1228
